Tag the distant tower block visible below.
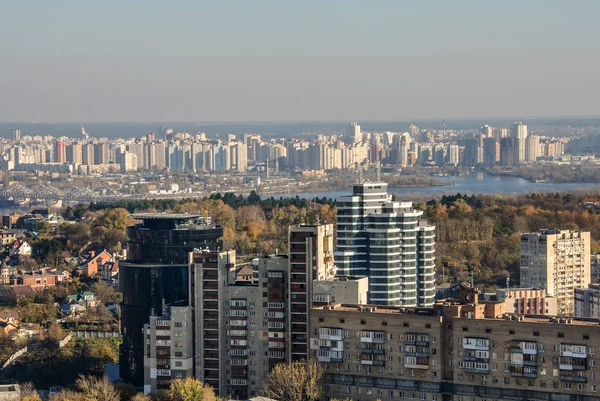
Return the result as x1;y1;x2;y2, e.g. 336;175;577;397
265;157;270;179
275;158;279;173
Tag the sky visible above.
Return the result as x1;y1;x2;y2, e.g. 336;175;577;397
1;1;600;123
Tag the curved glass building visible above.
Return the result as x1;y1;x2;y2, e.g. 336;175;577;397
119;213;223;385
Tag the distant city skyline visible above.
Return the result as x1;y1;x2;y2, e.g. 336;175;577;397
2;1;600;122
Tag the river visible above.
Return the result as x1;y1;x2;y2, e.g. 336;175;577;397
277;173;600;200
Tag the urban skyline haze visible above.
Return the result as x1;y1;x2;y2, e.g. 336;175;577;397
1;1;600;122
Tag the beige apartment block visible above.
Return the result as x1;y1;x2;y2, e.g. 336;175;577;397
520;229;590;315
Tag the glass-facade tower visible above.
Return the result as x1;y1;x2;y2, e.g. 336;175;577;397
119;213;223;386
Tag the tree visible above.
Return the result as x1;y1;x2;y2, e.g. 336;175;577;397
74;375;120;401
50;375;119;401
47;322;65;343
91;282;123;305
159;378;216;401
131;394;151;401
263;359;324;401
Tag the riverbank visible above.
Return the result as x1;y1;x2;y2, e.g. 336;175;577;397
485;165;600;184
268;173;600;200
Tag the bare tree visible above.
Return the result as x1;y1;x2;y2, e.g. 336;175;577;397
50;375;121;401
263;360;324;401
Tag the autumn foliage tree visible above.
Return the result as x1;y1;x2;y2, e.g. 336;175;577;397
154;378;217;401
263;360;324;401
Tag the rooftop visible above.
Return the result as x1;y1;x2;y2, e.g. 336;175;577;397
313;303;437;316
131;213;202;220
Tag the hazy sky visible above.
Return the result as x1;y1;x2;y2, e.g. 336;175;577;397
1;1;599;122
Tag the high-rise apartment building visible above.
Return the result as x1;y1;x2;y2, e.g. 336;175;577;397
288;224;336;362
143;303;194;394
191;250;284;399
55;140;67;163
120;213;224;386
483;138;499;166
184;224;360;399
120;151;138;172
500;137;516;166
94;143;110;165
511;122;528;163
592;253;600;283
526;135;540;163
82;143;95;165
447;144;460;165
11;129;20;142
520;229;591;315
575;284;600;318
480;124;493;138
335;182;436;306
66;143;83;164
347;122;362;144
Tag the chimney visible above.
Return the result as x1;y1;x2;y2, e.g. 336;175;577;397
89;250;96;258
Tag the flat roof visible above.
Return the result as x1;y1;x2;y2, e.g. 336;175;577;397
131;213;202;220
313;304;436;316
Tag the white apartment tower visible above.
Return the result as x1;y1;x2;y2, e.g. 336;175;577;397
520;229;591;315
511;121;528;163
334;182;436;307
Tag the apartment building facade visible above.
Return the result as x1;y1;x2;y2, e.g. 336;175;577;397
311;284;600;401
520;229;591;315
143;304;194;394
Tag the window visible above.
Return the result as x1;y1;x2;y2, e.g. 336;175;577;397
485;328;492;333
404;323;410;327
558;333;564;338
504;377;510;384
425;323;431;329
174;322;182;328
584;335;590;340
319;318;324;322
509;330;515;335
533;331;540;336
360;320;366;325
339;319;345;324
462;327;469;332
382;321;387;326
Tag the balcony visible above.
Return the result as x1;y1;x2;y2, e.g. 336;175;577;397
361;348;385;354
405;351;429;358
360;332;385;344
405;363;429;370
464;368;489;374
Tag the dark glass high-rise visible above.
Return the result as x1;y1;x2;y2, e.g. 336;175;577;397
119;213;223;386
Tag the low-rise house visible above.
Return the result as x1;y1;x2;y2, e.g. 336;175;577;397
0;230;19;245
0;309;20;334
99;260;119;285
9;268;58;288
61;302;86;316
0;263;16;284
8;240;31;257
77;250;112;277
52;268;72;283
